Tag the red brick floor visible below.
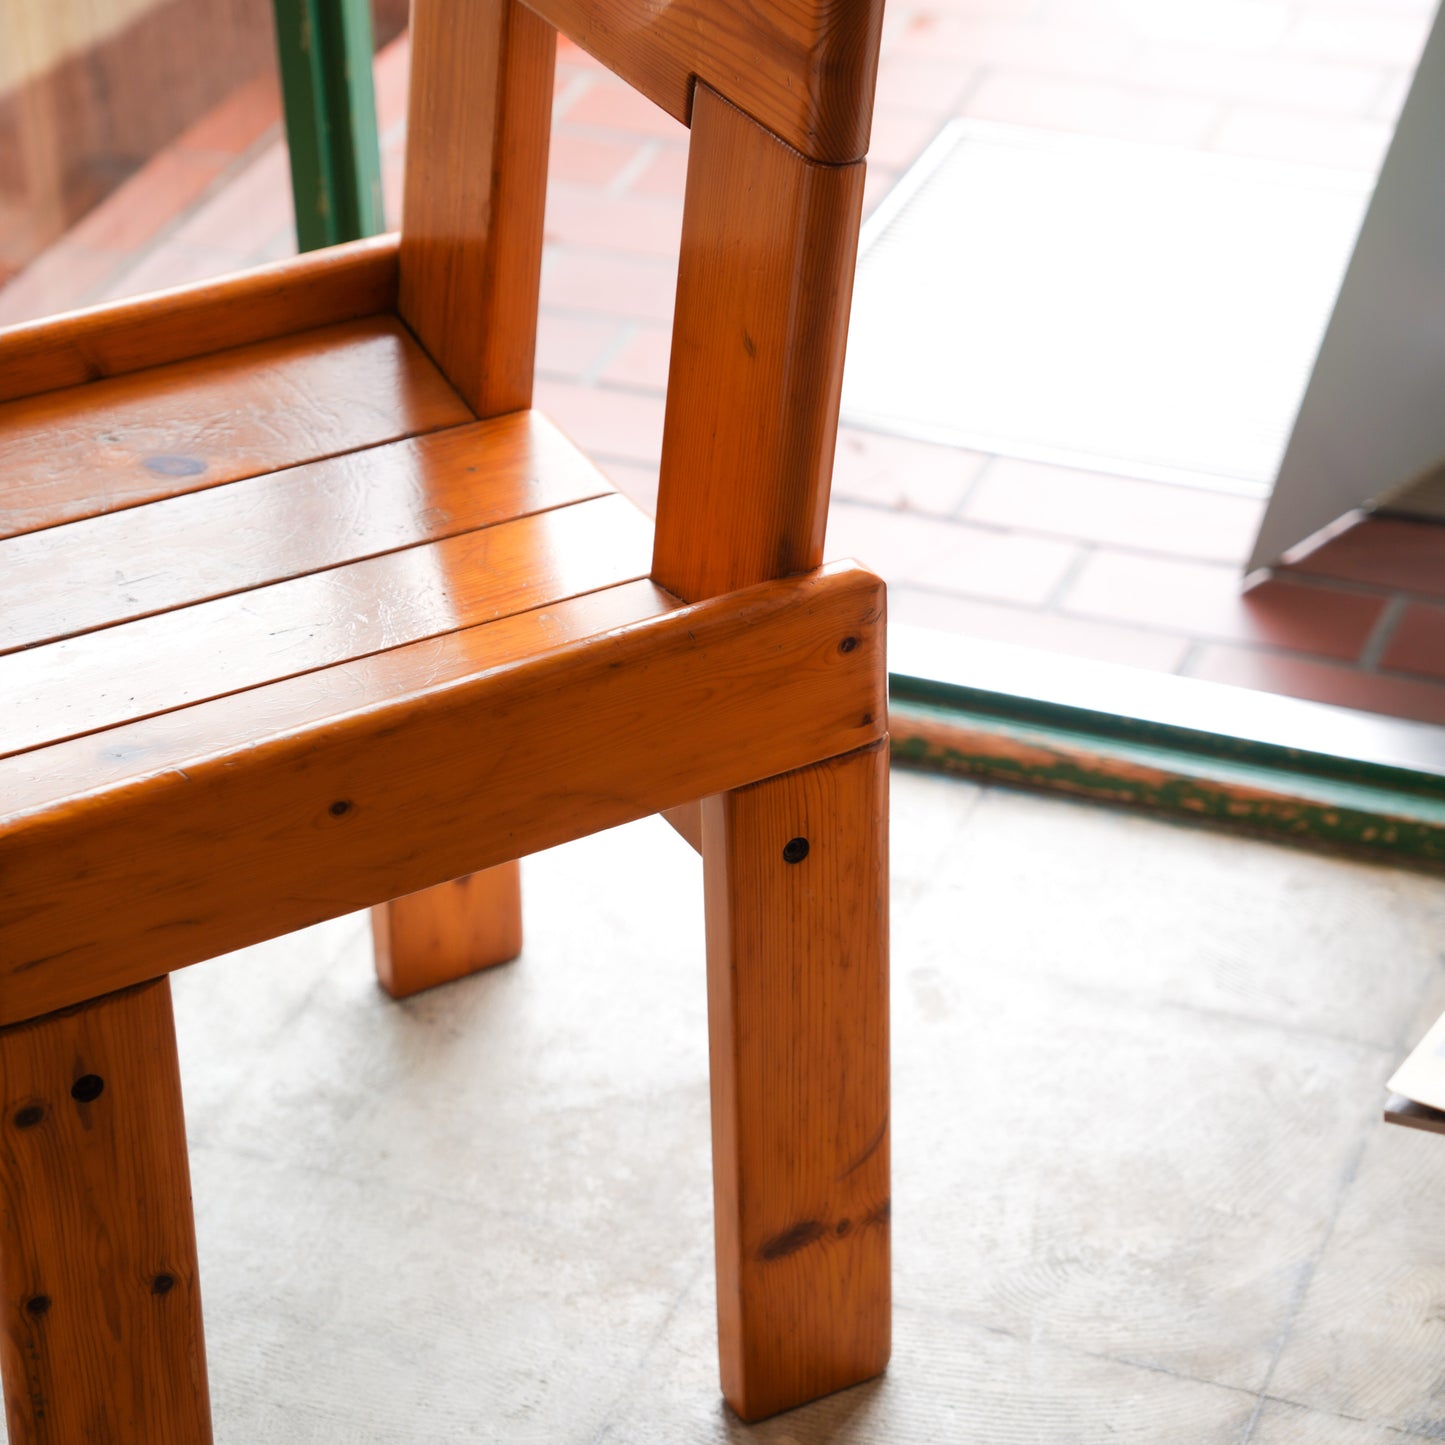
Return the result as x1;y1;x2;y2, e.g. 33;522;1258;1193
5;2;1445;728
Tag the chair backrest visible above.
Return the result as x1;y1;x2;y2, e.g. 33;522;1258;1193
398;0;886;602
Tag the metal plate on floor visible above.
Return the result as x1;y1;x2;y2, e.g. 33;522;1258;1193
841;121;1372;496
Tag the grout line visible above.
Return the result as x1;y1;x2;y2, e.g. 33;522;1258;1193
883;526;1257;568
944;61;994;121
607;140;663;197
586;1253;711;1445
1241;961;1445;1444
541;238;678;270
552;117;688;149
579;447;664;472
1043;542;1094;610
1174;639;1207;678
1374;507;1445;530
884;572;1422;677
1253;1393;1414;1439
890;586;1445;714
540;373;665;405
538;304;672;342
1364;68;1405;126
550;69;595;124
1359;594;1409;672
949;452;995;518
1238;1127;1376;1443
1055;971;1404;1062
1280;567;1445;609
905;1295;1267;1407
1375;664;1445;691
578;321;642;387
1198;97;1239;153
1152;990;1402;1061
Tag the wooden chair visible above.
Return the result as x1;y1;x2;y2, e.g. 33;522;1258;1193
0;0;890;1434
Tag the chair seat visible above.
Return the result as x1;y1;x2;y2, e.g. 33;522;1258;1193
0;305;885;1026
3;309;664;772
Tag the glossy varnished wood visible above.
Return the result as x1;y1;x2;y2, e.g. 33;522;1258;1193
0;412;612;652
372;864;525;999
4;580;677;821
652;86;865;602
0;979;210;1444
3;491;651;757
399;0;555;415
525;0;882;164
0;234;398;406
0;564;885;1023
392;0;556;970
702;740;890;1421
0;315;472;541
662;802;705;853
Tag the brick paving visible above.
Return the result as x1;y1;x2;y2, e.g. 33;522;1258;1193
4;0;1444;726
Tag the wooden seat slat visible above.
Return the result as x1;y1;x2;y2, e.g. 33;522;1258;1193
2;579;679;824
1;491;652;760
0;412;612;654
0;564;885;1024
0;316;472;541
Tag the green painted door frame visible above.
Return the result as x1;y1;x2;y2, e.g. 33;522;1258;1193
272;0;384;250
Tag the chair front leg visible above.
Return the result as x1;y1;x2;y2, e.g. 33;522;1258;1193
371;863;524;999
0;978;211;1444
702;739;891;1422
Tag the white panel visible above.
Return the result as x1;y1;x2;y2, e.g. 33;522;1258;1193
1248;2;1445;569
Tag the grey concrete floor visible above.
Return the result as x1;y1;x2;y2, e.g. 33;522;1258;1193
152;769;1445;1443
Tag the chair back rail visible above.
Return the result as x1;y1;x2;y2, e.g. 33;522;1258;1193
399;0;882;601
524;0;882;165
0;236;398;406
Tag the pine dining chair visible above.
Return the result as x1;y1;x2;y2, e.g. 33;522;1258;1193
0;0;890;1434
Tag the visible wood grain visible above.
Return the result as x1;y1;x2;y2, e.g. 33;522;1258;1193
652;86;865;602
0;233;398;405
396;0;557;970
525;0;883;164
1385;1093;1445;1136
396;0;556;1008
0;563;885;1023
662;802;704;853
0;315;472;542
4;580;679;822
1;411;611;652
372;864;524;999
702;739;890;1421
0;979;210;1443
400;0;555;415
2;491;651;758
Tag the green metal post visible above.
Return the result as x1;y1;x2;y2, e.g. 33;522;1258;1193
272;0;385;250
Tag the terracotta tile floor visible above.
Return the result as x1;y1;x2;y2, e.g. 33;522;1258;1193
5;0;1445;727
